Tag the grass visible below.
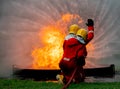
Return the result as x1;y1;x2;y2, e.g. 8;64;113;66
0;79;120;89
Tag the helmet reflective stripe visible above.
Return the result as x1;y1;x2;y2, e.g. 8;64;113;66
76;36;85;44
65;34;76;40
69;24;79;34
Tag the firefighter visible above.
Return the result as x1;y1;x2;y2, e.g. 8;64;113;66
58;24;86;84
75;28;87;81
75;19;94;67
74;19;94;83
57;24;80;84
58;19;94;85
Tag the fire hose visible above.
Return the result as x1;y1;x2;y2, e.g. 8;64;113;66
61;46;84;89
61;67;78;89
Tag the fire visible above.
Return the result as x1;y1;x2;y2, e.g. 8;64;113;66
61;13;82;23
31;13;95;69
32;26;65;69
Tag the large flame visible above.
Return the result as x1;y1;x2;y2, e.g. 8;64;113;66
32;26;65;69
31;13;95;69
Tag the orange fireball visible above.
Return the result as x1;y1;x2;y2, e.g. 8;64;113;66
32;25;65;69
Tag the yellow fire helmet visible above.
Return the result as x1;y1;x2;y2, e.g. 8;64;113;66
76;28;88;40
68;24;79;34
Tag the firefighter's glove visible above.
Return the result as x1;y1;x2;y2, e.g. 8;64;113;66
86;19;94;26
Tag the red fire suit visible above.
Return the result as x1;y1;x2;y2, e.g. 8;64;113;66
75;26;94;82
86;26;94;44
59;26;94;83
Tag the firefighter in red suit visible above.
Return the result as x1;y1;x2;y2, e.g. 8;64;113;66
58;19;94;84
74;19;94;83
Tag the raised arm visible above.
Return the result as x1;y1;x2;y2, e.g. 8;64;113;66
86;19;94;44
